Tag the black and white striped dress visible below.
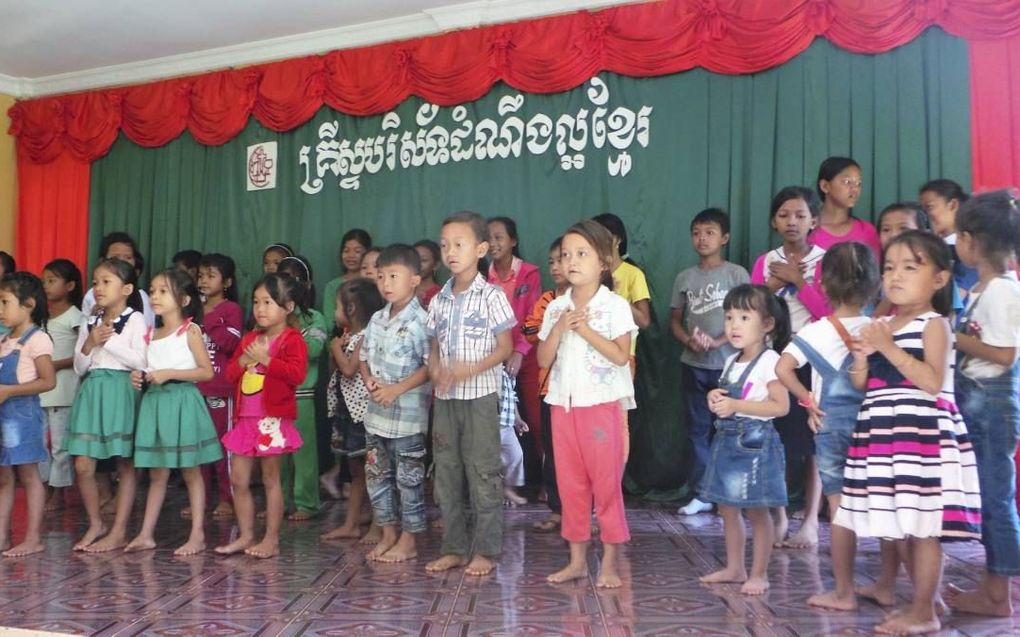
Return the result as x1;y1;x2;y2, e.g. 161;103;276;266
834;312;982;541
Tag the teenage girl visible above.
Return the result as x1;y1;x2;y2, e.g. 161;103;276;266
698;284;791;595
945;191;1020;618
751;186;829;549
323;229;372;325
809;157;881;256
262;243;294;274
836;230;981;635
128;269;222;555
66;258;147;552
40;259;83;511
538;220;637;589
0;273;55;556
321;277;385;541
216;273;308;558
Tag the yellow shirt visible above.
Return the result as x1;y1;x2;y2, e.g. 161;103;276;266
613;261;650;355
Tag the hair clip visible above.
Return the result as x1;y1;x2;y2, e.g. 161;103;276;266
264;243;294;257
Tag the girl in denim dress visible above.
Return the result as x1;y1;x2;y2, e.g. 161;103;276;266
699;284;791;595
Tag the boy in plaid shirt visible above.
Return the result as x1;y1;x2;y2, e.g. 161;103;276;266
426;211;515;577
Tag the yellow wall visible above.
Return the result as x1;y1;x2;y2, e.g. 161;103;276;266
0;93;14;254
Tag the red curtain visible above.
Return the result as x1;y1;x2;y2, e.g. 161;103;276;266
9;0;1020;165
970;34;1020;190
15;153;90;273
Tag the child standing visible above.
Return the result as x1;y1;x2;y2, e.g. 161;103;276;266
498;369;528;506
277;256;329;521
40;259;83;510
195;253;243;518
425;211;515;577
920;179;978;295
671;208;749;516
538;220;637;589
751;186;829;548
359;244;432;562
81;232;155;327
216;274;308;558
414;240;442;309
360;248;382;284
0;273;55;557
699;284;791;595
321;277;384;541
944;191;1020;617
809;157;881;256
67;258;148;552
323;229;372;324
774;243;880;611
835;230;981;635
128;269;222;555
523;237;568;531
262;242;294;274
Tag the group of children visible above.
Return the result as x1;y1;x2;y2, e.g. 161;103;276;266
0;154;1016;633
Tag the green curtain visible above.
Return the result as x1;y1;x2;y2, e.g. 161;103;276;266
89;27;971;497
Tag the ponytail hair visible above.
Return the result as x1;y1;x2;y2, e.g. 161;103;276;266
95;258;143;313
723;284;792;352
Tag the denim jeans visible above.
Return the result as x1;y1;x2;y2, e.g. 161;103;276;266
365;432;427;534
680;363;720;497
957;371;1020;576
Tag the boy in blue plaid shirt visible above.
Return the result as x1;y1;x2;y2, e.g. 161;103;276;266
359;244;432;563
426;211;515;577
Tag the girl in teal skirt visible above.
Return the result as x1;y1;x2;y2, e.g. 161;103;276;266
67;258;148;552
127;269;222;555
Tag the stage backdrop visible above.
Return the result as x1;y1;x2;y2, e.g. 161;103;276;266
88;28;970;497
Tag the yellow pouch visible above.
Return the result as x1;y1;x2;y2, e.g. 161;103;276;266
241;369;265;395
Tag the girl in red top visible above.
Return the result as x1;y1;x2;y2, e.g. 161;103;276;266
215;273;308;559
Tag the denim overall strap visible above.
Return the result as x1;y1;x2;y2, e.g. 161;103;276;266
718;349;767;399
791;335;838;377
0;325;40;385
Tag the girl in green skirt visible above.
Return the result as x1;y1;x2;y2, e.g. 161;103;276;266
127;269;223;555
67;259;148;552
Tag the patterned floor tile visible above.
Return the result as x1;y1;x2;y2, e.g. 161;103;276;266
284;618;444;636
443;621;602;637
117;616;293;636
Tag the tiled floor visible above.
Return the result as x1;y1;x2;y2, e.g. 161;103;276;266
2;492;1019;636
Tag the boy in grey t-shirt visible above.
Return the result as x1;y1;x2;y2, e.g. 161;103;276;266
670;208;749;515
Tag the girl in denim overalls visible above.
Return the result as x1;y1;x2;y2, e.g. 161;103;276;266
699;284;791;596
944;190;1020;617
0;273;55;557
775;242;880;611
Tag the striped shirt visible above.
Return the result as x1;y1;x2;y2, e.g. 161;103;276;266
426;273;517;401
359;298;432;439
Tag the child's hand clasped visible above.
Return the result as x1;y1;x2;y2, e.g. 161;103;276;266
707;388;735;418
370;382;401;407
858;320;894;353
245;336;271;366
130;370;145;390
145;369;173;386
89;324;114;348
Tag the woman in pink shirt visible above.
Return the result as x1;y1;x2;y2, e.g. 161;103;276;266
808;157;881;257
488;216;543;472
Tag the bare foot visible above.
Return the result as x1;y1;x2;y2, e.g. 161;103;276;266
465;554;495;576
772;514;789;548
180;506;193;519
532;514;560;532
3;540;45;557
244;540;279;559
741;576;770;595
430;517;444;529
321;524;362;540
377;534;417;563
44;491;64;512
808;590;858;611
547;562;588;584
83;533;127;553
944;583;1012;617
174;538;206;556
875;612;940;635
857;583;897;607
73;525;108;552
100;497;116;516
287;509;317;522
782;523;819;549
256;509;268;520
366;534;398;561
359;525;382;545
123;537;156;553
426;554;466;573
700;567;747;584
596;564;622;589
211;501;234;518
214;537;255;555
503;487;527;507
320;475;341;500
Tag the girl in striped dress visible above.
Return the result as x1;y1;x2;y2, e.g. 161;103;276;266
836;230;981;635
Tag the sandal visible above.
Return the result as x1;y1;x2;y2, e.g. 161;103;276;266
532;515;560;532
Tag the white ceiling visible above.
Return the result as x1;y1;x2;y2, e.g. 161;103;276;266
0;0;645;98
